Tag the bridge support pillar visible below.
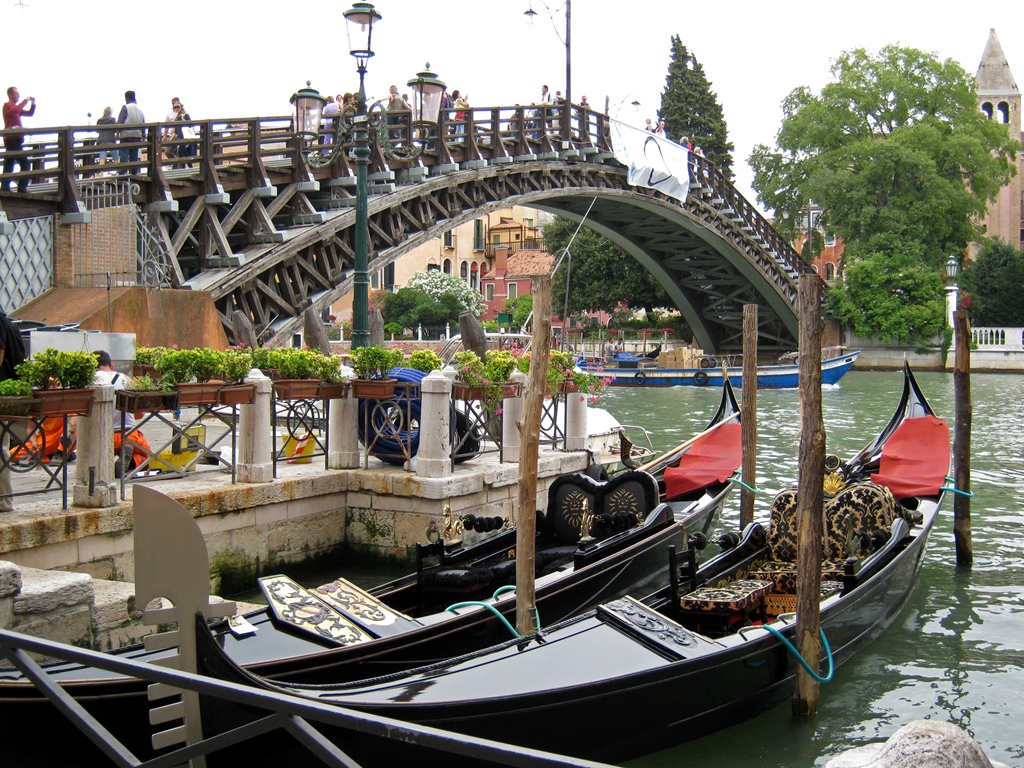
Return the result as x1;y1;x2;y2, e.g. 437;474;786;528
73;384;117;508
327;393;360;470
416;372;451;478
237;373;273;484
501;371;527;463
564;390;588;452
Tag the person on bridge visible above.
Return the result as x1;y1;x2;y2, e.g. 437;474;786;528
95;106;118;166
3;87;36;193
116;91;146;172
93;350;152;478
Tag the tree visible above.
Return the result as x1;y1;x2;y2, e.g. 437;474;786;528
545;217;670;316
659;35;734;178
381;286;469;333
505;295;533;331
959;239;1024;326
824;236;946;344
750;45;1017;268
405;271;485;317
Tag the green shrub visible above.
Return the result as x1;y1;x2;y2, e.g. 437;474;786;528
407;349;442;373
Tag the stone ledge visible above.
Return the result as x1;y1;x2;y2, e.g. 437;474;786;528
0;560;22;598
14;566;93;614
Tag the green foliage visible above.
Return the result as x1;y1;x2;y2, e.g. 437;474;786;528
382;286;468;333
315;354;350;384
545;217;672;316
155;348;224;384
0;378;32;397
959;239;1024;326
383;321;405;337
275;348;323;379
134;346;170;366
749;45;1018;266
249;346;281;372
506;295;533;331
405;271;485;317
221;349;254;383
349;345;403;379
16;349;99;389
452;350;518;401
659;35;734;177
125;374;170;392
824;238;945;343
407;349;443;373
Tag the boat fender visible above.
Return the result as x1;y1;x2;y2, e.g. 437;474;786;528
634;371;647;385
694;371;709;386
699;357;712;368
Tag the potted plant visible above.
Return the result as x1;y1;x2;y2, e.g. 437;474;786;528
217;349;257;406
273;348;324;400
407;349;442;373
316;354;353;401
0;378;34;417
16;349;98;417
116;374;180;414
451;350;518;402
156;348;225;406
349;345;403;399
133;346;169;378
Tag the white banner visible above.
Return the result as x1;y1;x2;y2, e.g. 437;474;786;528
610;119;690;203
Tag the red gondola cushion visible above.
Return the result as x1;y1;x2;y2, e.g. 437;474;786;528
870;415;950;500
663;423;742;501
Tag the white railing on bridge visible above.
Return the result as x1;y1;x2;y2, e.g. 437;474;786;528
971;326;1024;351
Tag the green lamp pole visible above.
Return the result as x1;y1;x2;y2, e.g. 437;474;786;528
292;3;444;351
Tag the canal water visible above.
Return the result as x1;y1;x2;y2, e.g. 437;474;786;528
606;370;1024;768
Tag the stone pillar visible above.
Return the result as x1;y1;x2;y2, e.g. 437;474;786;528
328;388;360;469
0;561;22;629
502;370;527;463
237;371;273;483
74;384;117;507
565;390;588;451
417;371;452;478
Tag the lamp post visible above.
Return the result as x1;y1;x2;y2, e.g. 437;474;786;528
946;254;960;345
292;4;444;350
524;0;571;140
802;201;821;264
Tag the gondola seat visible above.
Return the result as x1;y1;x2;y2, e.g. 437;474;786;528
546;469;660;546
678;579;773;634
870;415;950;501
662;423;742;501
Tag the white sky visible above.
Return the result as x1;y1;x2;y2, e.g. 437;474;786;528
2;0;1022;208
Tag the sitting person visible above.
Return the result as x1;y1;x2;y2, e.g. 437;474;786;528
94;350;152;477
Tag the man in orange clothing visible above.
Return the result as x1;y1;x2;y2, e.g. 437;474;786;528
94;350;152;477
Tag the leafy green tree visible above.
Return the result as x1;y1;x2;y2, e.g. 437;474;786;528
505;295;533;331
381;287;465;332
824;236;945;344
659;35;734;178
959;239;1024;326
406;271;485;317
545;217;670;316
750;45;1017;268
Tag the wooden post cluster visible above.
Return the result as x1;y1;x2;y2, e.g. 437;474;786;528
793;274;825;716
953;310;973;566
515;274;552;637
740;304;758;529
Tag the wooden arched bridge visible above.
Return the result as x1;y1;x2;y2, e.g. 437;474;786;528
0;104;814;351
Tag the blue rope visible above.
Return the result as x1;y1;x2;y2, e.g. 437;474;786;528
445;601;520;639
728;476;759;494
491;585;542;633
941;477;974;497
761;623;835;683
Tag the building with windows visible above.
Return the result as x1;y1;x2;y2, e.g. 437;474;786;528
329;206;548;326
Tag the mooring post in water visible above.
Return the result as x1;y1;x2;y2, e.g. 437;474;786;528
953;310;973;566
794;274;825;716
741;304;758;529
515;274;552;637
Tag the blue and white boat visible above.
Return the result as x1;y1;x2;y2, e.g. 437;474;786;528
584;346;860;388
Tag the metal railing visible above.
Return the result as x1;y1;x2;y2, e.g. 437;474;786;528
0;626;611;768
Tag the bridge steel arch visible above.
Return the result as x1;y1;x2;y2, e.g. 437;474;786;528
205;160;809;352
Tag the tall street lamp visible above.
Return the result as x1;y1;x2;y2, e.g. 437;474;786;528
946;254;960;343
292;4;445;350
524;0;571;141
802;201;821;264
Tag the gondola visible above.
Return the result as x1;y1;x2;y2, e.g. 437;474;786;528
0;381;744;762
197;364;949;765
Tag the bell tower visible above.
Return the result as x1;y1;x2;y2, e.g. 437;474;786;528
976;28;1023;250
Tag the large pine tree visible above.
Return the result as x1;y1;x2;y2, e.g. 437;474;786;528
659;36;734;179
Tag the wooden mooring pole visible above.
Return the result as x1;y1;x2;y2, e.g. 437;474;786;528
740;304;758;529
953;310;973;566
793;274;824;716
515;274;552;637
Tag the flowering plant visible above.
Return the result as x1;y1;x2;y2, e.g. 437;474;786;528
453;350;517;401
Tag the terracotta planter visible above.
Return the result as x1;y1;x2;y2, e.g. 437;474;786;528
115;390;180;413
174;381;224;407
132;363;159;378
0;396;36;417
352;378;397;400
453;381;519;401
31;388;96;417
318;381;350;401
273;378;322;401
218;383;257;406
